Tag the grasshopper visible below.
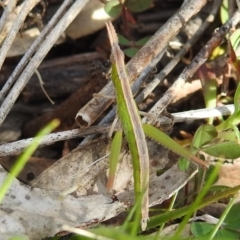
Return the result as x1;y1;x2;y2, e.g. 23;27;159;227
105;21;208;231
106;22;149;230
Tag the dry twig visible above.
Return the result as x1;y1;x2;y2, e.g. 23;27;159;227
143;10;240;124
0;0;90;126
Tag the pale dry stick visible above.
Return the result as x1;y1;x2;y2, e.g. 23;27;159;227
135;0;221;104
0;0;40;71
76;0;208;127
34;67;55;104
139;104;234;126
143;10;240;125
0;0;75;101
0;0;90;126
0;0;17;35
0;0;19;45
0;3;31;45
172;104;234;123
0;124;113;157
0;104;234;157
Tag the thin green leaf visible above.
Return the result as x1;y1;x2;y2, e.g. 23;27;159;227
198;65;217;124
204;165;219;185
220;0;229;24
232;125;240;143
206;185;231;197
216;110;240;131
234;83;240;112
0;119;60;203
203;78;217;122
230;29;240;52
174;164;221;237
127;184;240;232
227;40;240;114
208;195;237;240
202;141;240;159
143;124;208;168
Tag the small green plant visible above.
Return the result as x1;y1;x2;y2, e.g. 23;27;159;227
191;197;240;239
104;0;153;18
104;0;153;57
199;0;240;125
118;34;151;57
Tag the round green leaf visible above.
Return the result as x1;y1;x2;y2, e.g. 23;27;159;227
191;222;214;237
192;124;218;149
202;141;240;159
118;34;131;46
136;36;151;46
191;222;239;240
224;204;240;231
123;47;138;58
104;0;122;17
177;157;190;171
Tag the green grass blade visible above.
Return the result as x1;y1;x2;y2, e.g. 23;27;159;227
126;183;240;233
208;195;237;240
107;130;122;191
0;119;60;203
143;124;208;167
121;192;142;235
173;163;221;237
